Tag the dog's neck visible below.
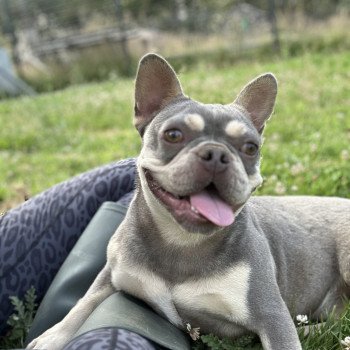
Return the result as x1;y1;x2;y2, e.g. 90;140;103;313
124;181;249;282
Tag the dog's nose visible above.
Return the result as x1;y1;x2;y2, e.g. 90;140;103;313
196;146;231;173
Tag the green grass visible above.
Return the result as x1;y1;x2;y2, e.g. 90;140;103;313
0;78;140;210
193;302;350;349
1;49;349;211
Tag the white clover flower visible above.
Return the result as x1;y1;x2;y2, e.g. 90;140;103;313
269;174;278;182
296;314;308;325
271;133;280;141
341;336;350;349
186;322;201;341
340;149;350;161
290;163;305;176
275;181;286;195
268;143;279;152
291;185;299;192
310;143;318;152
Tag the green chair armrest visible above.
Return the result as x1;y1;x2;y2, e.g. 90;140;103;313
26;201;190;350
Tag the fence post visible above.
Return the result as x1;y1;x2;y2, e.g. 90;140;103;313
267;0;281;53
114;0;132;75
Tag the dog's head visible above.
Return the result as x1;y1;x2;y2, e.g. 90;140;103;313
134;54;277;235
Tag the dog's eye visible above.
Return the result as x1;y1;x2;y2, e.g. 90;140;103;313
164;129;183;143
241;142;259;156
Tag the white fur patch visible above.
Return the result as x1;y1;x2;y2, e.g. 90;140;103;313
173;263;251;323
248;169;263;189
184;114;205;131
225;120;248;138
111;265;184;327
112;260;250;329
137;159;209;247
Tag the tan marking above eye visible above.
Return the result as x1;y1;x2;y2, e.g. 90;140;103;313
225;120;248;138
184;114;205;131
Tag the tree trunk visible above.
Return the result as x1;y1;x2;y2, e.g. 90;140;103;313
267;0;281;53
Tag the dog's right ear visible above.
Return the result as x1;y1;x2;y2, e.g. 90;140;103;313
134;53;184;137
233;73;277;134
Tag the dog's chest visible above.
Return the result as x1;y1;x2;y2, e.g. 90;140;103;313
111;262;251;331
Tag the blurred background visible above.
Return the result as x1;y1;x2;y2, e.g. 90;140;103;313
0;0;349;215
0;0;349;95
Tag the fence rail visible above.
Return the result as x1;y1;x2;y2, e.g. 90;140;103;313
31;28;139;56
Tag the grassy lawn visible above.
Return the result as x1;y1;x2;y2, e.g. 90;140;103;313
1;50;349;212
0;50;349;349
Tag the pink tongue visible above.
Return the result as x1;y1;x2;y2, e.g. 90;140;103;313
190;189;235;227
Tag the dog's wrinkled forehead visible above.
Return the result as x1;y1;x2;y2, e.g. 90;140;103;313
174;102;255;133
147;101;259;142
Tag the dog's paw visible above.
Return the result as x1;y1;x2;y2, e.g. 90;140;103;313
26;325;71;350
27;335;67;350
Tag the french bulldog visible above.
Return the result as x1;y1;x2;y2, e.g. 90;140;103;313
27;53;350;350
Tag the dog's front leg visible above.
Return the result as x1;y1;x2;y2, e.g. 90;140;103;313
255;297;302;350
27;265;114;350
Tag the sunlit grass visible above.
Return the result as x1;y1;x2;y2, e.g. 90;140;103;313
193;302;350;349
1;50;349;213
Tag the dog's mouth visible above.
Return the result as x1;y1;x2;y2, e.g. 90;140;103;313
144;170;235;228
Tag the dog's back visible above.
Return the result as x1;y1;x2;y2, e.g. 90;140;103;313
247;196;350;318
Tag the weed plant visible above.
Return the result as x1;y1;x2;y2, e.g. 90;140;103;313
0;287;38;349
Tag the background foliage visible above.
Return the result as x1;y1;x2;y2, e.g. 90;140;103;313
1;0;349;91
0;49;349;212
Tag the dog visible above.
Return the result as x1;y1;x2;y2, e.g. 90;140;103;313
27;53;350;350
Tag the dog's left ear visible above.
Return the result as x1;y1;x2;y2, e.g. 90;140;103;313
233;73;277;134
134;53;184;136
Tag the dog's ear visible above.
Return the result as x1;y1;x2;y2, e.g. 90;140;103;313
233;73;277;134
134;53;184;136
